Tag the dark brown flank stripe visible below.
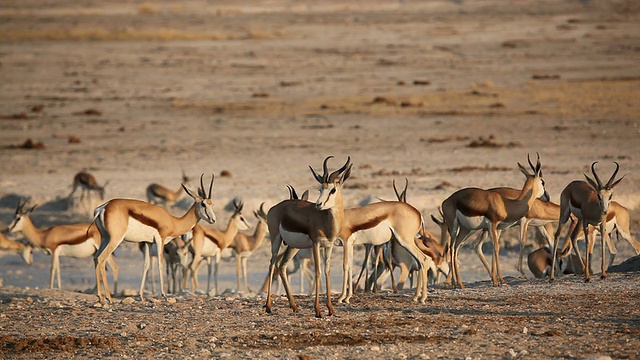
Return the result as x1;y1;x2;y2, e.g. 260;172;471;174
350;214;387;233
64;232;91;246
128;209;161;230
205;232;223;248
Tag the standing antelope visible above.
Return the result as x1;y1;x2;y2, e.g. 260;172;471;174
442;154;549;288
0;232;33;264
265;156;352;317
8;200;118;292
186;200;252;294
146;170;191;208
68;171;108;211
550;162;624;282
337;178;435;304
229;203;269;293
556;200;637;277
93;174;217;303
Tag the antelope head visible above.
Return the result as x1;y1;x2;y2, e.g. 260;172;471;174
517;152;549;202
7;199;36;234
185;174;217;224
584;161;624;216
232;200;252;231
309;156;352;211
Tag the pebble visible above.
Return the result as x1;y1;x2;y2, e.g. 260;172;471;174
122;297;136;304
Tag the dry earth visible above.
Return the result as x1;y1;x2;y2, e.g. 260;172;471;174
1;0;640;359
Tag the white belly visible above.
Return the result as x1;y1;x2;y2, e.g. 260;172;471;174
201;239;221;257
125;217;161;242
352;221;393;246
57;240;96;258
280;226;313;249
457;211;487;230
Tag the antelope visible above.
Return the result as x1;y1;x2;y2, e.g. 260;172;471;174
68;171;108;210
259;248;315;296
186;200;252;294
229;202;269;293
442;154;549;288
8;199;118;292
550;162;624;282
93;174;217;303
527;246;569;279
464;188;567;280
146;170;191;208
265;156;352;317
558;200;639;276
337;178;436;304
0;232;33;264
138;237;190;294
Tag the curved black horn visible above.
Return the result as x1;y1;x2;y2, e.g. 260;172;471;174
286;184;297;199
402;177;409;202
258;202;266;217
605;162;620;189
336;156;351;175
591;162;603;189
393;179;401;201
535;152;541;173
208;174;214;198
200;174;206;196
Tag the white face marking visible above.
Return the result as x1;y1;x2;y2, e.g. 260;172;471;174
315;184;337;210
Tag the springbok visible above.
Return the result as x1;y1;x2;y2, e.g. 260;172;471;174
93;174;217;303
0;231;33;264
229;203;269;293
265;156;352;317
527;246;569;279
138;237;189;295
556;200;637;277
550;162;624;282
186;200;252;294
8;199;118;292
146;170;191;208
442;154;549;288
68;171;108;211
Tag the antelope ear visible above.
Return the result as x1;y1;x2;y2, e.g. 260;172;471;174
301;190;310;201
339;164;353;184
430;214;443;225
609;174;625;189
517;162;531;177
183;184;201;200
584;174;599;190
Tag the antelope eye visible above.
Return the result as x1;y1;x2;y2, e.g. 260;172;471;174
330;188;336;195
201;203;206;207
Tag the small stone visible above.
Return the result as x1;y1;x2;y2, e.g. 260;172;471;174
122;297;135;304
167;298;177;304
93;302;103;308
522;327;528;334
508;348;517;357
371;346;380;351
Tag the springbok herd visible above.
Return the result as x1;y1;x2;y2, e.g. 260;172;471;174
1;154;639;318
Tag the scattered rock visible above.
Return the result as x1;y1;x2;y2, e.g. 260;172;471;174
121;297;136;304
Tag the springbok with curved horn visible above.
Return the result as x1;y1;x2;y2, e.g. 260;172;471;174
442;154;549;288
93;174;217;303
265;156;352;317
146;170;191;208
550;162;625;282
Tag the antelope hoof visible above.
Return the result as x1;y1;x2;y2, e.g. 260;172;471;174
265;306;272;314
600;274;607;280
584;277;591;283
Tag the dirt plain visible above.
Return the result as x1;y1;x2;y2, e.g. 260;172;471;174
1;0;640;359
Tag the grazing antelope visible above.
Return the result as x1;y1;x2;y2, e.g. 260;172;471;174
146;170;191;208
527;246;569;279
558;200;639;275
337;178;435;304
68;171;108;211
550;162;624;282
0;231;33;265
186;200;252;294
265;156;352;317
93;174;217;303
8;199;118;291
442;154;549;288
229;203;269;293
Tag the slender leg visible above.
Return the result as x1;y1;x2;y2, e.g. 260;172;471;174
278;246;301;313
157;240;167;300
600;223;608;279
583;223;592;282
517;219;529;279
139;243;151;301
50;250;58;289
236;254;242;293
338;240;352;303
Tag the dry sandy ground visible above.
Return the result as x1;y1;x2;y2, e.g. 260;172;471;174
1;0;640;358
